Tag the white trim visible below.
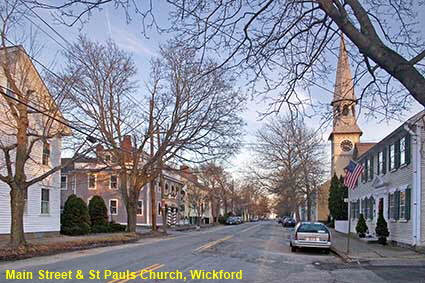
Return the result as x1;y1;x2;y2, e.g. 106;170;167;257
109;199;118;215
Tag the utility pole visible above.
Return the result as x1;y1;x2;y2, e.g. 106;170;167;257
149;97;157;232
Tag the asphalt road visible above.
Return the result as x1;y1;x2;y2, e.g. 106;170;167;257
1;221;425;283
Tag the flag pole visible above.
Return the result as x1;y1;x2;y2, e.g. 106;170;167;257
346;185;351;255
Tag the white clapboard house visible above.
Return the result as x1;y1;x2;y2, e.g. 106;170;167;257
0;46;70;238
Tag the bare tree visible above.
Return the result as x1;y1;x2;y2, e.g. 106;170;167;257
28;0;425;117
254;115;325;221
185;182;209;227
0;0;91;247
56;36;245;232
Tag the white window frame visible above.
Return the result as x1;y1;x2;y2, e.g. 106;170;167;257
60;175;68;190
389;144;395;171
399;191;406;219
378;151;384;175
88;174;96;190
110;175;118;190
137;200;144;216
109;199;118;215
400;137;406;166
71;175;76;194
42;141;50;166
41;188;50;214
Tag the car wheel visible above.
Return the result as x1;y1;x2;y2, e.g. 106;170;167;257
291;246;297;253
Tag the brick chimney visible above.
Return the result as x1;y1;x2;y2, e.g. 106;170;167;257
121;135;132;162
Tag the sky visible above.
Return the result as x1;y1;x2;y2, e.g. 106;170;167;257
11;1;425;180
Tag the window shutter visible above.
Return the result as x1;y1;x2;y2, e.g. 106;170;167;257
395;191;400;220
383;148;387;174
405;134;411;165
395;140;401;169
365;159;368;181
405;187;411;220
370;157;374;179
387;194;391;219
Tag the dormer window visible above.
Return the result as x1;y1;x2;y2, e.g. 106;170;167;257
105;154;111;162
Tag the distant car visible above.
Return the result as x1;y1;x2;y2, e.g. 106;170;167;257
278;216;288;224
290;222;331;254
282;218;296;227
236;216;243;224
226;217;238;225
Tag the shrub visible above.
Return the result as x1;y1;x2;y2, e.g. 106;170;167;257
375;210;390;245
355;214;368;238
88;195;109;231
109;222;126;232
61;195;91;235
328;175;348;220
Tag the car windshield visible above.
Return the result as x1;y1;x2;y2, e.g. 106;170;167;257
298;224;328;233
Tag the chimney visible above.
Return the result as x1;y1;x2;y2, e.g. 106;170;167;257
121;135;132;161
96;144;104;158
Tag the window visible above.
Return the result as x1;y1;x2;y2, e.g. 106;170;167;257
157;201;162;216
399;191;406;219
165;183;169;195
137;200;143;215
378;151;383;175
400;137;406;166
60;175;67;190
42;141;50;165
41;188;49;214
88;174;96;190
110;175;118;189
105;154;111;161
109;199;118;215
389;144;395;171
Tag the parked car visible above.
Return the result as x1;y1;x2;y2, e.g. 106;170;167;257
290;222;331;254
226;216;238;225
236;216;243;224
282;218;296;227
278;216;287;224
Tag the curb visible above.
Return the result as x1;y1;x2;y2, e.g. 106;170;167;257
330;246;353;263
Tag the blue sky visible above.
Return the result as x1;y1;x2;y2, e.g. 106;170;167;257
14;1;425;179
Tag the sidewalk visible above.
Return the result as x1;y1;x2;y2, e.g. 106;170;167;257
330;229;423;262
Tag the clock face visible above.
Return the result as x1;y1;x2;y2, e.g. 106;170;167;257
341;139;353;152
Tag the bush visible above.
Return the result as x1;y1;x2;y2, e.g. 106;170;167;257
375;210;390;245
109;222;126;232
88;195;109;232
328;175;348;220
61;195;91;235
355;214;368;238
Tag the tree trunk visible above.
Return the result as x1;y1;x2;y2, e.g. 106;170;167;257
9;187;26;247
126;201;137;232
150;180;157;231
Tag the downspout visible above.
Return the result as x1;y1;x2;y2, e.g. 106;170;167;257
404;124;421;246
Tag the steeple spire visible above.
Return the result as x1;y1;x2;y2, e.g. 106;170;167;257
332;34;356;104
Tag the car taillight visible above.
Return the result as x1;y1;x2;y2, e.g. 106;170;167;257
327;233;330;241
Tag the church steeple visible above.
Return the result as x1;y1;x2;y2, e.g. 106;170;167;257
329;35;362;177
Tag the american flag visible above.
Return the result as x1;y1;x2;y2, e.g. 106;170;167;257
344;160;364;189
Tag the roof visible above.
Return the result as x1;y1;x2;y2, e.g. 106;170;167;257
354;143;377;158
355;110;425;160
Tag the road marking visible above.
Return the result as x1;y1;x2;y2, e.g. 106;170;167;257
193;235;233;252
240;224;259;233
105;263;164;283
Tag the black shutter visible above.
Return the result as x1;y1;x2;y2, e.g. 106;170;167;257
383;148;387;174
388;194;391;219
365;159;369;181
405;188;411;220
370;156;374;179
395;140;401;169
405;134;411;165
395;191;400;220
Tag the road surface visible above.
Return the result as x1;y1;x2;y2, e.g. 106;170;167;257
1;221;424;282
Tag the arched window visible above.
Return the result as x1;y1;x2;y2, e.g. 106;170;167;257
342;105;349;116
165;183;169;194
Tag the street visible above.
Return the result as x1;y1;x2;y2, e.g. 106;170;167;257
1;221;425;283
